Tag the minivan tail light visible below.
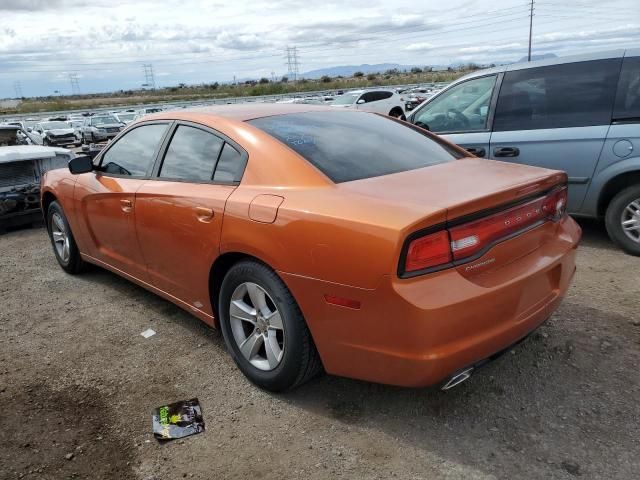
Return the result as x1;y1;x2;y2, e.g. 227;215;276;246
405;230;452;272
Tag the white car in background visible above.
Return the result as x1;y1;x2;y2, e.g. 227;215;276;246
114;111;138;124
330;89;406;119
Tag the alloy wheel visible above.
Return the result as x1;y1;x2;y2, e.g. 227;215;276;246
621;198;640;244
229;282;285;371
51;212;70;262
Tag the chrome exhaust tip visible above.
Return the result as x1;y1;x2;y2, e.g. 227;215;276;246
441;367;474;391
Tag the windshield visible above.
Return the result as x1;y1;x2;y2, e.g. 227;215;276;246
41;121;69;129
92;116;118;126
116;113;136;121
331;93;360;106
249;111;461;183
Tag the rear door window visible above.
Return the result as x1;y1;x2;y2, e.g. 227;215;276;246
494;58;621;131
249;111;460;183
159;125;224;181
100;123;168;176
213;143;246;183
613;56;640;121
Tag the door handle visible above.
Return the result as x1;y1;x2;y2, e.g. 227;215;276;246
493;146;520;158
195;207;214;222
465;147;486;157
120;199;133;213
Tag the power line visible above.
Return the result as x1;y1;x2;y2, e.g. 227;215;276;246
142;63;156;89
69;73;80;95
528;0;535;61
13;81;23;98
284;46;300;81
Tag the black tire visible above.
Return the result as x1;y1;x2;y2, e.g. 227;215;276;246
605;184;640;256
389;108;405;120
218;260;322;391
46;201;86;274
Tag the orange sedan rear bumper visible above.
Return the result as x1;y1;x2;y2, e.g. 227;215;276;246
281;216;581;388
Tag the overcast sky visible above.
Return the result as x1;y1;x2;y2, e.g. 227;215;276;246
0;0;638;98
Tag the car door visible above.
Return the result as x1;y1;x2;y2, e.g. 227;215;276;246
409;74;499;158
73;122;171;281
355;92;378;111
583;53;640;216
489;57;622;212
134;122;247;317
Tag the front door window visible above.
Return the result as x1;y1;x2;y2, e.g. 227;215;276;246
413;75;497;133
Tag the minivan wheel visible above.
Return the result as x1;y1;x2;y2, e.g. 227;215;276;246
47;201;86;273
605;185;640;256
218;260;322;391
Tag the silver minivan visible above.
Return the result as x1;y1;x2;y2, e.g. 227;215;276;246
407;49;640;255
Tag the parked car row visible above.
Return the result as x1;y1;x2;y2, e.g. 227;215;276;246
0;125;74;228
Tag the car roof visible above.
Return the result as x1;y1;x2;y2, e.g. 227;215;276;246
454;48;630;83
149;103;333;122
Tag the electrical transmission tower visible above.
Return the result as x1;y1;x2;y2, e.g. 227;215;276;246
69;73;81;95
142;64;156;89
284;46;300;82
527;0;535;61
13;81;23;98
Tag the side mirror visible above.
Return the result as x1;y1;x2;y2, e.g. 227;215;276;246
356;99;365;104
68;155;94;174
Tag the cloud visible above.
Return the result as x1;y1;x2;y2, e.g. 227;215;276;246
405;42;435;52
216;32;270;50
458;43;523;54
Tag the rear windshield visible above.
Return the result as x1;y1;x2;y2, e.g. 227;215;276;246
248;111;460;183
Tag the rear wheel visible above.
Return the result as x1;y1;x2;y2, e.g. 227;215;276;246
605;184;640;256
218;260;322;391
47;201;86;273
389;108;406;120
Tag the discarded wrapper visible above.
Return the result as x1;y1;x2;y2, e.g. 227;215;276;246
152;398;205;441
140;328;156;338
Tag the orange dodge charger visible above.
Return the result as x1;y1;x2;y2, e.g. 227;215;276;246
41;104;581;391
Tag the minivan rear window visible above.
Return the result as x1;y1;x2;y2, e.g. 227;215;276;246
494;58;621;131
614;56;640;121
248;111;460;183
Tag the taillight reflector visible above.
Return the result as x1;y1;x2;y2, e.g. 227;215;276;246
324;295;361;310
405;230;452;272
402;186;568;274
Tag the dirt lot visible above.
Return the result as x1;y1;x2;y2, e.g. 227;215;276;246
1;220;638;480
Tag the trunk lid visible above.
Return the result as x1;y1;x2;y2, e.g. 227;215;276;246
340;158;566;229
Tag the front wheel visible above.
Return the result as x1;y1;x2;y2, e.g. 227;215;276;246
47;201;86;273
218;260;322;391
605;185;640;256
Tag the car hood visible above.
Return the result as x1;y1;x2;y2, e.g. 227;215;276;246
0;145;73;164
44;128;75;135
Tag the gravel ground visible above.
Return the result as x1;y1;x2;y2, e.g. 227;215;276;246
1;220;639;480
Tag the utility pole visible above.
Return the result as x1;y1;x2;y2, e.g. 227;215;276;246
284;46;300;82
142;64;156;89
69;73;81;95
13;81;23;98
528;0;534;61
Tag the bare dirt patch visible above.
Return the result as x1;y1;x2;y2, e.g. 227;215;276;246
1;219;638;479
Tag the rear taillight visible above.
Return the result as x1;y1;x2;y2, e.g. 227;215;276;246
542;185;568;221
402;186;568;275
405;230;451;272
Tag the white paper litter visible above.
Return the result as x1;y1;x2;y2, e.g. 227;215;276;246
140;328;156;338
